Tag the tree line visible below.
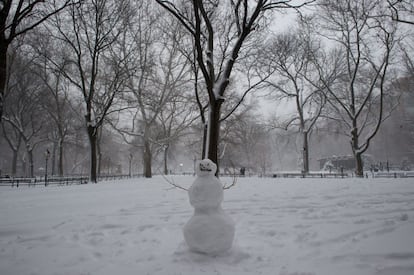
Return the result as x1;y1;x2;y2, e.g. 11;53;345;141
0;0;413;181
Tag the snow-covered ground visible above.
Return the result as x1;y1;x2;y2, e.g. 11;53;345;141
1;176;413;275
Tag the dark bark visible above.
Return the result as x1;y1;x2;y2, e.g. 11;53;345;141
2;123;21;176
51;142;56;175
201;123;207;159
22;158;27;177
87;126;98;183
355;152;364;178
163;144;169;175
206;101;223;174
351;127;364;177
0;41;7;122
58;139;64;176
11;149;18;176
143;140;152;178
28;149;34;178
97;138;102;177
128;154;132;177
302;130;309;174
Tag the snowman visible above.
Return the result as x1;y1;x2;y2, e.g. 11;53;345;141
183;159;235;255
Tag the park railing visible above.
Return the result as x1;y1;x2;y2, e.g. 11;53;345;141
0;176;88;187
0;174;144;188
264;172;349;178
372;171;414;178
98;174;143;181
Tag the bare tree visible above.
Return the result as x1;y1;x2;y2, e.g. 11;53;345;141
22;30;79;177
37;58;75;177
50;0;131;182
157;92;199;175
2;50;46;177
112;3;194;178
220;106;271;176
388;0;414;25
259;27;326;173
313;0;399;177
156;0;314;171
0;0;75;122
1;115;21;175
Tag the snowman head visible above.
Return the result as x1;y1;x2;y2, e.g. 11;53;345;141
196;159;217;176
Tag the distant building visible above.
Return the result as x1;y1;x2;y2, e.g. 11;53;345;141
318;155;374;171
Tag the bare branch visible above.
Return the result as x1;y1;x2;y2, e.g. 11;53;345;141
160;172;189;191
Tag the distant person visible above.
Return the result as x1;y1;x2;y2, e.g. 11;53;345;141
240;167;245;177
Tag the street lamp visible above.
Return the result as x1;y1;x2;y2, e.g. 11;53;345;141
45;149;50;186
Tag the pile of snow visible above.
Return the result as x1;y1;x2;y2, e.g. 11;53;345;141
1;176;414;275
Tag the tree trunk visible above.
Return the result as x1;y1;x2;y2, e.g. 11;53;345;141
128;155;132;177
0;41;8;122
58;139;64;176
355;152;364;177
51;142;57;176
87;126;98;183
351;127;364;177
97;140;102;177
163;144;169;175
22;156;27;177
302;130;309;174
202;123;208;159
206;101;222;175
28;150;34;178
143;140;152;178
11;149;18;176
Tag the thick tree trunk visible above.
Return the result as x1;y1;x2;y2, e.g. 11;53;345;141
87;126;98;183
58;139;64;176
351;127;364;177
302;130;309;174
51;142;56;176
201;123;208;159
143;140;152;178
0;41;7;122
163;144;169;175
97;140;102;177
28;150;34;178
206;101;222;175
11;149;18;176
128;155;133;177
355;152;364;177
22;157;27;177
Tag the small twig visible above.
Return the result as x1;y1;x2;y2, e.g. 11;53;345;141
159;170;188;191
223;173;237;190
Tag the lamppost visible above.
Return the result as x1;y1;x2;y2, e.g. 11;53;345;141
45;149;50;186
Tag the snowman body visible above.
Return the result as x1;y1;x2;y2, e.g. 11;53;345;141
183;159;235;254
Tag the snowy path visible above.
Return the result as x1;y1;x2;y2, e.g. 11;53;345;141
0;176;413;275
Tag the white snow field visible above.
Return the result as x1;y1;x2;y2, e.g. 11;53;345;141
1;176;414;275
